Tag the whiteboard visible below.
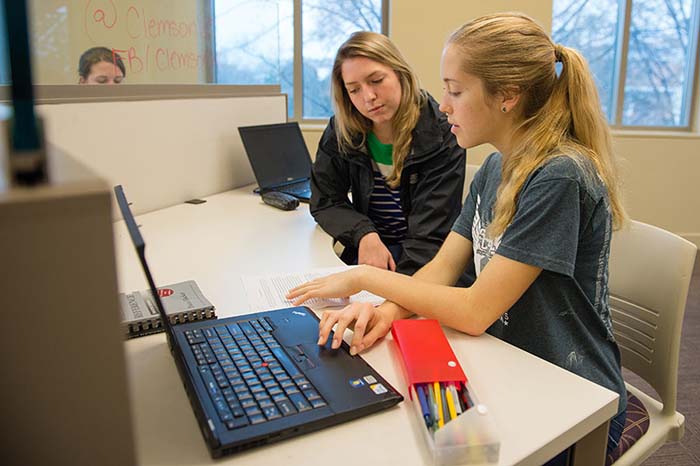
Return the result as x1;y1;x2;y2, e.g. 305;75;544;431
30;0;210;84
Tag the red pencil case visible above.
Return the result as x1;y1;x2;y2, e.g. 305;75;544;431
391;318;467;395
390;319;500;465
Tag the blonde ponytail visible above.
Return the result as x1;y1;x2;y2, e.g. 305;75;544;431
448;13;626;237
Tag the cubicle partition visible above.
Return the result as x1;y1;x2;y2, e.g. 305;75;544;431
2;84;287;215
1;143;136;466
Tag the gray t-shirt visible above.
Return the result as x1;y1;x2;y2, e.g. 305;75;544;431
452;152;626;416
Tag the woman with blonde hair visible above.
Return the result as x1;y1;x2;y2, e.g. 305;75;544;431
292;13;627;463
311;31;466;276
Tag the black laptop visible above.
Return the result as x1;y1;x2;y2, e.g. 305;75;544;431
238;122;313;202
114;185;402;458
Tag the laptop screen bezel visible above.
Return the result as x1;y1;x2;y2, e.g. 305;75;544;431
114;185;176;344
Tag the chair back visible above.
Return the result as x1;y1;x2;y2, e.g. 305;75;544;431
465;164;479;193
608;220;697;416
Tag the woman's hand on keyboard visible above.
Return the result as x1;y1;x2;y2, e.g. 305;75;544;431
316;301;398;355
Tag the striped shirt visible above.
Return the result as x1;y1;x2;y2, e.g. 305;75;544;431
367;133;407;244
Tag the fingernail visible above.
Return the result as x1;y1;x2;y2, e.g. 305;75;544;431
350;345;357;356
317;336;324;345
333;338;339;348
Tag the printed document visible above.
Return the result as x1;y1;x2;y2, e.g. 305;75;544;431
242;266;384;312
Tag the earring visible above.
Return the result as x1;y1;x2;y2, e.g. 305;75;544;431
501;106;507;113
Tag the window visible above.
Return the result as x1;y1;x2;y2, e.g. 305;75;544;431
553;0;700;129
214;0;386;121
1;0;385;122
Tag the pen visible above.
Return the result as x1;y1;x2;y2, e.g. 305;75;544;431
455;382;467;412
415;384;433;429
458;382;468;409
427;382;438;431
450;383;463;415
433;381;444;428
460;382;474;409
440;383;451;422
445;383;457;420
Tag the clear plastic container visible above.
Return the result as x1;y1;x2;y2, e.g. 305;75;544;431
408;383;500;465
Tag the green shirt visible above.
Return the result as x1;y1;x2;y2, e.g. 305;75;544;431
367;132;393;167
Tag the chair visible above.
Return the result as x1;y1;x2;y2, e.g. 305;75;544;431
607;220;697;465
465;163;480;196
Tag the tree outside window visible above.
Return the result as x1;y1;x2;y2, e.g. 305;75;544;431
553;0;699;129
214;0;384;121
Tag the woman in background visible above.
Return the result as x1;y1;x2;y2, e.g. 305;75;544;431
78;46;125;85
311;31;466;275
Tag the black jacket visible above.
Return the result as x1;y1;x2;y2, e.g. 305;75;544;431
310;92;466;276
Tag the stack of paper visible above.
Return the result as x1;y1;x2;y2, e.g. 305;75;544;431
241;266;384;312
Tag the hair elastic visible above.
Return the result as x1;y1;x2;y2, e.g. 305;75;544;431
554;44;564;63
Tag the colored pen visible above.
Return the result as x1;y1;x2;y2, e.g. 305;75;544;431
450;383;463;415
415;384;433;429
440;383;450;423
433;381;444;428
427;382;438;431
459;382;469;409
445;383;457;420
460;382;474;409
456;382;467;411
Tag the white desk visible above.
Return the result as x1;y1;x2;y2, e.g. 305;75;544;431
114;186;619;466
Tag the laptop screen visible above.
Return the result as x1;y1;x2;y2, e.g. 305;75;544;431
238;122;312;189
113;185;175;343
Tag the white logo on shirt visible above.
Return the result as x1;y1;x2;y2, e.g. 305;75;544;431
471;195;509;326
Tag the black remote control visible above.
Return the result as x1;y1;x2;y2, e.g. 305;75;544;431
261;191;299;211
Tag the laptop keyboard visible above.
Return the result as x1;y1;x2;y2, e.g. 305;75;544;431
184;318;327;430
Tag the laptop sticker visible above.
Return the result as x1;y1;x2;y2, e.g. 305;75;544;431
370;383;387;395
349;378;365;388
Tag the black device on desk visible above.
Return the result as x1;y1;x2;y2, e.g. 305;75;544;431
262;191;299;211
114;185;402;458
238;122;313;202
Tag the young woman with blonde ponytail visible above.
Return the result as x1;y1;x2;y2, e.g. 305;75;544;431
311;31;466;275
291;13;627;461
